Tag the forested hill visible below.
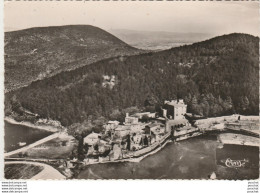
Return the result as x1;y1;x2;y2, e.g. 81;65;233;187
5;33;259;127
5;25;142;91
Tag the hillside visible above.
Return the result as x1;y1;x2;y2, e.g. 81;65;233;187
5;33;259;127
4;25;142;91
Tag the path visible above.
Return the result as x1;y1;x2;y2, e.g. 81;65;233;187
5;161;66;180
4;133;59;157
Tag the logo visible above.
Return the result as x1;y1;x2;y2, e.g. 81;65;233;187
224;158;249;168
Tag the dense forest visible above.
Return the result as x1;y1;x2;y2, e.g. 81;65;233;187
5;33;259;128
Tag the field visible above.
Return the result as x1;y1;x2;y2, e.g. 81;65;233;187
21;137;76;159
5;164;43;179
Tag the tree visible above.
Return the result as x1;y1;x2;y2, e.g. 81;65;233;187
10;95;23;115
92;116;107;131
83;144;89;154
243;96;250;110
110;109;122;121
222;96;234;114
77;136;85;161
200;97;210;117
144;95;158;107
122;106;140;116
239;96;250;114
141;115;150;123
191;96;202;115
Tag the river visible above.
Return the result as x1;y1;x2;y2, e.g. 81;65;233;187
4;121;53;152
76;133;259;180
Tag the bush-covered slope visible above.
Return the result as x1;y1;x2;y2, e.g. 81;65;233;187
5;25;142;91
6;33;259;126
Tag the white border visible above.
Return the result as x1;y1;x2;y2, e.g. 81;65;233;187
0;0;4;181
0;2;258;193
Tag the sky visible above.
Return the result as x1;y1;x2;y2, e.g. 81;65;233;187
4;1;260;36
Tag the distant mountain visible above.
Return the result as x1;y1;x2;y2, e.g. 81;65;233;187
108;29;214;50
6;33;259;127
5;25;142;91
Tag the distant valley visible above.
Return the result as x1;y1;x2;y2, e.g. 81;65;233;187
108;29;214;50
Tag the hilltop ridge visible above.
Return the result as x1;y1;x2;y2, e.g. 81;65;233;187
5;25;142;91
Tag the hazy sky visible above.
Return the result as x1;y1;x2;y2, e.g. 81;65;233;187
4;1;259;36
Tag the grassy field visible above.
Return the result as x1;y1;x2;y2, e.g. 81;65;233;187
5;164;44;179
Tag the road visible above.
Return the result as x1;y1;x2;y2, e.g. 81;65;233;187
4;133;60;157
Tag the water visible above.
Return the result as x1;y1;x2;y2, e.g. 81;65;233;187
76;134;259;179
4;121;53;152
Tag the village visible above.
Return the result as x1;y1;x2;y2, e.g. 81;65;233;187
64;97;259;172
66;99;202;168
4;98;259;179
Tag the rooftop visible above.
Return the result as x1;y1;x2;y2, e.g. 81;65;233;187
85;132;101;139
146;123;161;128
108;120;120;124
165;99;187;107
115;125;131;131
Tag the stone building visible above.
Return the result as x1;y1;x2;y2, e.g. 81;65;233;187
163;99;187;120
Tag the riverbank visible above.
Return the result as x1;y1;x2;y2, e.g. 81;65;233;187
86;136;172;166
195;114;259;132
4;118;75;161
75;115;258;167
72;136;172;179
218;133;259;147
5;116;60;132
75;134;219;179
76;132;259;180
5;114;259;179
